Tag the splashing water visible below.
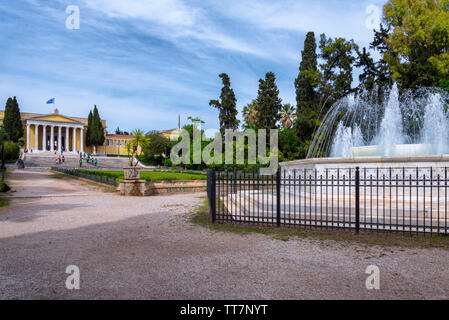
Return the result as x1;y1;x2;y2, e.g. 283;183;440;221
330;124;364;157
421;93;449;155
307;85;449;158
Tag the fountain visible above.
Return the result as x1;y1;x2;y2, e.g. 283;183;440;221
281;85;449;171
220;85;449;233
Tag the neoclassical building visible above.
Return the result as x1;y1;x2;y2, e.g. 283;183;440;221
0;108;180;155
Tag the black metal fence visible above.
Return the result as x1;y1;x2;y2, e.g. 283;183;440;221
207;167;449;235
52;167;118;186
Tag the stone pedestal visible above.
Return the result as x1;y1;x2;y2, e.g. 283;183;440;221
123;167;141;180
118;179;147;196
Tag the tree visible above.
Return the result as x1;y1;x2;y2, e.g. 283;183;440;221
280;104;296;129
130;129;149;168
86;110;93;147
142;132;172;165
242;100;258;128
295;32;321;158
255;72;282;130
381;0;449;90
318;34;358;112
115;127;130;135
209;73;240;135
187;116;205;124
440;79;449;93
3;97;23;142
370;24;394;89
355;47;377;92
86;105;105;154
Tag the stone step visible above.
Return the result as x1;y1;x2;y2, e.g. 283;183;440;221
22;154;132;169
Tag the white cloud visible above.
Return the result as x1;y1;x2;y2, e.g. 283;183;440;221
83;0;197;27
82;0;267;58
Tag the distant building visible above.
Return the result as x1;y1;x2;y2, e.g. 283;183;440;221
158;128;181;140
0;108;178;155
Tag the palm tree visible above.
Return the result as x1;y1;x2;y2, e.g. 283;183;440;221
125;141;133;165
187;116;205;124
130;129;149;168
242;101;258;125
280;104;296;129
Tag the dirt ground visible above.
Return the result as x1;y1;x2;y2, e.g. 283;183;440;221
1;169;449;299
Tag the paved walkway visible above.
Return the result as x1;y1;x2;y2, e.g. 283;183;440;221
1;169;449;299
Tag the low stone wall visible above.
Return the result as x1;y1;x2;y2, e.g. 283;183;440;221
118;179;206;196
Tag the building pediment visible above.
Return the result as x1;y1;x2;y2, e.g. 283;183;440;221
26;113;85;125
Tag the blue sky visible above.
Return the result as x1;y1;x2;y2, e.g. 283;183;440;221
0;0;385;133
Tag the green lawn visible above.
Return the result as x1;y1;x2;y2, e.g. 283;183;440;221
73;169;206;182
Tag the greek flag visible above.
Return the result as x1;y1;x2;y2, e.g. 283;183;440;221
46;98;55;104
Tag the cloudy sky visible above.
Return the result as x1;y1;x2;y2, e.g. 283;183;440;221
0;0;385;132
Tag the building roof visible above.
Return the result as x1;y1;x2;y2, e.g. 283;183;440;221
106;134;133;138
159;128;181;134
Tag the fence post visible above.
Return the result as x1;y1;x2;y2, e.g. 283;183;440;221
207;169;216;223
276;167;281;227
355;166;360;234
233;169;237;194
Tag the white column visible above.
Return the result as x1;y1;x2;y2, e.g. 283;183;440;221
65;127;69;153
80;127;84;152
26;124;30;151
34;124;39;152
58;126;62;153
50;126;54;152
42;125;46;151
72;127;76;152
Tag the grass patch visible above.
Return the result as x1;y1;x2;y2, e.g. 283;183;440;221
191;199;449;249
71;169;206;182
51;170;116;193
0;199;9;207
51;172;69;179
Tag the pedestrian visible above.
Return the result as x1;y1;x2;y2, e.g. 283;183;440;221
94;158;97;167
79;159;82;168
62;155;65;163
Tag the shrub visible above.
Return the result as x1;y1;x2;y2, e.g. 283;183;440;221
3;141;19;161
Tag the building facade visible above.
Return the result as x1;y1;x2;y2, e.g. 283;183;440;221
0;108;180;155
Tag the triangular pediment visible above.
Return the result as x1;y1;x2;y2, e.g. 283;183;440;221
27;114;84;124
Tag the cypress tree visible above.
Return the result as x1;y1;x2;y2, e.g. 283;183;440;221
92;105;105;149
295;32;320;158
86;110;93;147
3;97;23;142
209;73;240;135
255;72;282;130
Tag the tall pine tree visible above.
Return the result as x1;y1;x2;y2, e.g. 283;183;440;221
209;73;239;135
318;34;357;112
86;110;93;147
3;97;23;142
86;106;105;154
255;72;282;130
295;32;320;158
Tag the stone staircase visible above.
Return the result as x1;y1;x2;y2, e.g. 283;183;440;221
23;153;133;169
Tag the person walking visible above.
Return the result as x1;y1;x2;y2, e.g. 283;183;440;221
79;158;82;168
94;158;98;167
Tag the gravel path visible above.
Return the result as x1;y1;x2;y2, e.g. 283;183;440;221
1;169;449;299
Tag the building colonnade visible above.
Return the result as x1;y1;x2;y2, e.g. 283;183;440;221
26;121;84;153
